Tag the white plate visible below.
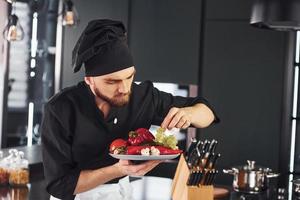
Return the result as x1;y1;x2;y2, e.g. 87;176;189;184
109;153;180;160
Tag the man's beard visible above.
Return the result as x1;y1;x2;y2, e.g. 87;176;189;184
94;87;131;107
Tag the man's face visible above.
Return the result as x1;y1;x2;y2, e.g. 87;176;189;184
85;67;135;107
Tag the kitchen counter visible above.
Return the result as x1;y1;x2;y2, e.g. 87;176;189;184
0;145;294;200
0;178;294;200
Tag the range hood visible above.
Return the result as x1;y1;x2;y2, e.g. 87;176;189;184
250;0;300;31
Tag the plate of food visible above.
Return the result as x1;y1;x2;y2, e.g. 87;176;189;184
109;153;180;161
109;128;182;161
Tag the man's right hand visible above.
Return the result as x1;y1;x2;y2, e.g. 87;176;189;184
114;159;161;176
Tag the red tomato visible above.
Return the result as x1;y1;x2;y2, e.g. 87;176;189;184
110;139;128;154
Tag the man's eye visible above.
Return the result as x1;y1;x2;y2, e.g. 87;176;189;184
106;81;116;84
127;75;133;80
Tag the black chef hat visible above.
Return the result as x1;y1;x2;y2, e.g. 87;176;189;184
72;19;134;76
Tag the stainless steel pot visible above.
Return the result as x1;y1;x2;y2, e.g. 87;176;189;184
292;179;300;199
223;160;279;194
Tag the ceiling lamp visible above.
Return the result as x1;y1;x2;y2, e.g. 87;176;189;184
250;0;300;31
62;0;79;27
3;14;24;41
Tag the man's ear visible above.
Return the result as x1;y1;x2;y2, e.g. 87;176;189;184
84;77;93;85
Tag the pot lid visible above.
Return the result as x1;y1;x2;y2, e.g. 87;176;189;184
235;160;272;173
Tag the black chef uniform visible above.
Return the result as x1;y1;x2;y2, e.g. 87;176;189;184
41;80;218;199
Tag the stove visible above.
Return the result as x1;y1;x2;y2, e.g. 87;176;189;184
228;187;291;200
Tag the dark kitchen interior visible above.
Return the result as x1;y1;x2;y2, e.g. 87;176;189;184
0;0;300;199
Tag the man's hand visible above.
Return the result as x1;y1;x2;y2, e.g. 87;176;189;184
74;160;161;194
161;103;215;130
115;160;161;176
161;107;192;130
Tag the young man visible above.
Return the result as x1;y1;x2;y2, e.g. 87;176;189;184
41;19;219;200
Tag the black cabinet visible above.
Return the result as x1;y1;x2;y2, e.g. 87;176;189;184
129;0;202;85
206;0;254;20
200;20;287;184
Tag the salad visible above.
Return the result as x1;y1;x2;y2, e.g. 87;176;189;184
109;128;182;156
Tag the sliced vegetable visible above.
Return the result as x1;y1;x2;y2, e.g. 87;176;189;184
128;128;155;146
127;146;152;155
154;146;183;155
136;128;155;141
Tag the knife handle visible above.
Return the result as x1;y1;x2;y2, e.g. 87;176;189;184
200;168;209;185
186;171;195;186
202;152;212;169
194;170;203;186
187;148;198;168
202;140;211;153
185;138;197;161
208;140;218;154
208;153;221;169
196;140;203;155
208;170;218;185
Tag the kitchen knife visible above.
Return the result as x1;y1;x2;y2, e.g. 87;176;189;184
188;171;197;186
208;170;218;185
196;140;203;157
202;170;210;185
198;140;210;168
185;138;197;161
201;140;218;169
190;141;204;168
188;148;199;168
207;153;221;169
205;170;214;185
190;170;197;186
208;139;218;154
207;152;215;167
194;170;203;186
200;169;209;185
201;151;213;169
202;140;211;153
206;169;214;185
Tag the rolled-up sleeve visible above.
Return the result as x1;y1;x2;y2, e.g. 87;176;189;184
151;84;220;125
41;104;80;200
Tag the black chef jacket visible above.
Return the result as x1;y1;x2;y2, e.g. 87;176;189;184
41;81;218;199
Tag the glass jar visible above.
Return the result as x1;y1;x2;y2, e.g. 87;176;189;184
0;150;9;185
9;151;29;186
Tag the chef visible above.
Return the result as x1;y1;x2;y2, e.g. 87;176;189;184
41;19;219;200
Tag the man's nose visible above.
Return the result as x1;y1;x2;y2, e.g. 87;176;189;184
118;81;129;94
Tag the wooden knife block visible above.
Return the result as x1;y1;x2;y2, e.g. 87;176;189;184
171;154;214;200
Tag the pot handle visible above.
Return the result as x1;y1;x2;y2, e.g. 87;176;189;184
266;173;280;178
223;169;237;175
